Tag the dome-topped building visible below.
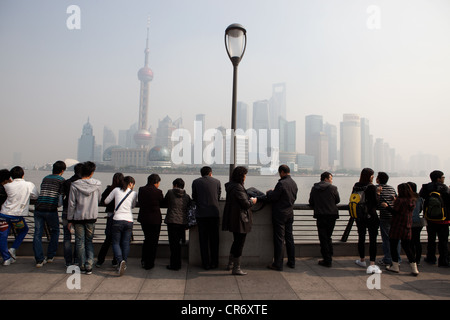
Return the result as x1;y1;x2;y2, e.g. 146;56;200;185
148;145;171;167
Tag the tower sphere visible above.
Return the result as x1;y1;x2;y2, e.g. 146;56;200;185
138;66;153;82
134;129;152;147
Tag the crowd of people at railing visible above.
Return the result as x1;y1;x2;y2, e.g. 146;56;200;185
0;160;449;278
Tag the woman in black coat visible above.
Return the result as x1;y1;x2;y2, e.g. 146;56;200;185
137;174;164;270
222;166;257;275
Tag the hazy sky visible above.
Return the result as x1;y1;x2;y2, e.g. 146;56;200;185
1;0;450;167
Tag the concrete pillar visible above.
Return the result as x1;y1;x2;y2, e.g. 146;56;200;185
188;201;274;267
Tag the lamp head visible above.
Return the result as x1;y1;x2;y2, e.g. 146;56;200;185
225;23;247;66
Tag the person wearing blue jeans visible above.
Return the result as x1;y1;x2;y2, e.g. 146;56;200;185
0;166;39;265
0;214;29;263
67;161;102;275
104;176;137;276
33;210;60;265
74;222;95;272
32;161;66;267
111;221;133;265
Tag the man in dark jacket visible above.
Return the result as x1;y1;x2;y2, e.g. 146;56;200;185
266;164;298;271
309;171;340;267
419;170;450;267
192;166;221;270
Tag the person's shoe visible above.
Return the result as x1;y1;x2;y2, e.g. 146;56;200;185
267;264;282;271
355;259;367;268
8;248;16;260
36;259;47;268
118;260;126;276
424;257;436;265
367;265;382;274
410;262;419;276
2;258;14;266
85;268;93;275
287;262;295;269
386;261;400;273
232;257;247;275
318;260;332;268
166;265;180;271
46;257;54;263
376;258;390;266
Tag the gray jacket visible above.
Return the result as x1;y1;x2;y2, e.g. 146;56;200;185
67;178;102;222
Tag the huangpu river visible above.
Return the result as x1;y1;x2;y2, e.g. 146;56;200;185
24;170;432;204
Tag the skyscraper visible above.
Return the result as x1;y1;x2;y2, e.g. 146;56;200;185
103;126;116;154
134;21;153;148
360;117;372;168
324;122;337;168
252;100;270;131
252;100;271;164
279;118;296;153
269;83;286;130
236;101;249;131
340;114;361;171
77;118;95;162
305;115;323;156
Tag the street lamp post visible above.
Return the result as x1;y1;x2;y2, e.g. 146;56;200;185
225;23;247;181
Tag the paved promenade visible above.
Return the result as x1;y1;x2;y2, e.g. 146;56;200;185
1;255;449;301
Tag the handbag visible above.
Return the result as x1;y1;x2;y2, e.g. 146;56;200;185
187;202;197;228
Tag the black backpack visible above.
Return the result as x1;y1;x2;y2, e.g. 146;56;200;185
349;186;368;219
424;191;446;221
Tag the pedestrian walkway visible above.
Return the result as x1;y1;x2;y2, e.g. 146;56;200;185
0;255;449;300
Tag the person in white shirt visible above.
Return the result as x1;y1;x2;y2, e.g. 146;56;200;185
0;166;39;265
104;176;137;276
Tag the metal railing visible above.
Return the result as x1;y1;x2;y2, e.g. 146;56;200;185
8;204;428;245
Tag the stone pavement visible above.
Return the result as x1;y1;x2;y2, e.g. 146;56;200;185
0;255;449;301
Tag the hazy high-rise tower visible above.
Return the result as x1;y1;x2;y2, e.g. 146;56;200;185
269;83;286;130
305;115;323;156
77;118;95;162
340;114;361;171
360;118;372;168
236;101;249;131
324;122;337;168
134;20;153;148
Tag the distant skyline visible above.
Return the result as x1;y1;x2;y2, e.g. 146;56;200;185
1;1;450;172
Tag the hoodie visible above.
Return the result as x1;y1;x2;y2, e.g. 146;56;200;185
308;181;340;218
67;178;102;222
164;188;191;225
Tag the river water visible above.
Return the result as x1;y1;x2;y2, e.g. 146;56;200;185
24;170;431;204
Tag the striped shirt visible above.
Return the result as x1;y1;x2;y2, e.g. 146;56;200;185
35;174;65;212
377;184;397;219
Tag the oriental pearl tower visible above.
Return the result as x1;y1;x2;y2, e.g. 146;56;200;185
134;20;153;148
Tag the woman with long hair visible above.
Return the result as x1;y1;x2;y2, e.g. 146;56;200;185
353;168;382;274
104;176;137;276
222;166;257;275
96;172;124;267
383;183;419;276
